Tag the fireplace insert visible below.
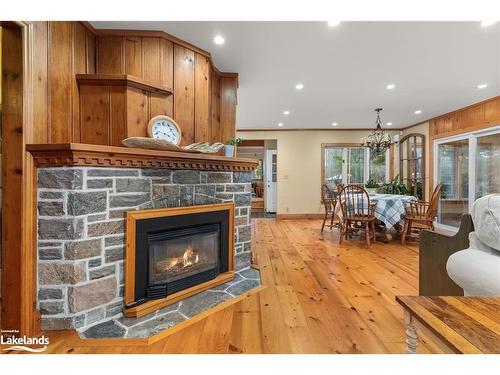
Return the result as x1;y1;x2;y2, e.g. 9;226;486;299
129;207;231;307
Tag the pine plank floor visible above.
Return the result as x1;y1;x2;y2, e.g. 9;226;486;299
3;219;441;354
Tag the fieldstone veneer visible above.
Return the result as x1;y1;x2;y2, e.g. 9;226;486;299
36;167;255;333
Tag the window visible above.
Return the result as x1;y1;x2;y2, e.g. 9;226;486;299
399;133;425;199
369;149;389;182
322;145;389;192
434;126;500;229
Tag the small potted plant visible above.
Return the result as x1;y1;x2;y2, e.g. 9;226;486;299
365;179;380;195
225;137;242;157
378;175;409;195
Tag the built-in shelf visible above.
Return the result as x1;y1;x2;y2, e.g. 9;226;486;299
76;74;173;96
27;143;259;172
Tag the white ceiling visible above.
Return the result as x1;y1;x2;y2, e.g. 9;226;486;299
91;21;500;129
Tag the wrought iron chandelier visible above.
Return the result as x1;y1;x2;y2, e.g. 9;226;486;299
362;108;391;155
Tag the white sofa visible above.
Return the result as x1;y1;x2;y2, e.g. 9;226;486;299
446;194;500;296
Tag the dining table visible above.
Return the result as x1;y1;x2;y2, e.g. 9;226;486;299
335;193;417;242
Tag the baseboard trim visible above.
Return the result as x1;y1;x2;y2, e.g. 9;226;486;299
276;213;324;220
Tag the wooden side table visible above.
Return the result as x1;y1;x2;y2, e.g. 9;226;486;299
396;296;500;354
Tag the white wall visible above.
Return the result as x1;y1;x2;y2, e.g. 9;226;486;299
237;130;399;214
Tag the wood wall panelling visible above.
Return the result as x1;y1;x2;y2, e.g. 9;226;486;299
149;38;174;118
1;25;24;332
194;53;210;142
142;37;161;83
429;96;500;139
48;22;73;143
149;92;173;119
174;45;195;145
32;22;49;144
210;70;221;143
110;86;128;146
72;22;88;143
485;98;500;124
126;87;149;138
220;76;237;143
31;22;97;145
124;36;143;77
80;85;110;145
94;34;237;145
86;31;96;74
97;36;124;74
159;38;174;88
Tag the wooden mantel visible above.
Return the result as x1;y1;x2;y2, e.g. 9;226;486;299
26;143;259;171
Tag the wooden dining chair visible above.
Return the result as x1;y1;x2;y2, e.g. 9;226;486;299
401;183;443;245
338;185;376;248
321;184;337;232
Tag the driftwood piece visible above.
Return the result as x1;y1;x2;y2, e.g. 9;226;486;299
122;137;224;154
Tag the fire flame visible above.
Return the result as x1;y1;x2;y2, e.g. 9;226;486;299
158;245;200;272
182;246;199;267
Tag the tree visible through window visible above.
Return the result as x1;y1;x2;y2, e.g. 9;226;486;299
369;150;387;183
322;145;389;192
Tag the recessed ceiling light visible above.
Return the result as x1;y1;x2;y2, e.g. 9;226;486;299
283;110;290;115
332;122;338;126
278;123;284;127
327;21;341;27
213;35;225;45
295;83;304;90
386;84;396;90
386;122;393;126
480;21;497;27
414;110;422;115
477;83;488;89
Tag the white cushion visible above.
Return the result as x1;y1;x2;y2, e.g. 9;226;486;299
447;244;500;296
471;194;500;252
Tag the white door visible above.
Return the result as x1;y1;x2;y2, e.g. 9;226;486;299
265;150;277;213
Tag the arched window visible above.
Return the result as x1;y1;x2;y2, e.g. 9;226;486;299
399;133;425;199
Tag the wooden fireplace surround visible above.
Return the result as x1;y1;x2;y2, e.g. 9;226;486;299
124;203;235;318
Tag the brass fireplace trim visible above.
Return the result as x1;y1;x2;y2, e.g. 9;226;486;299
124;203;235;318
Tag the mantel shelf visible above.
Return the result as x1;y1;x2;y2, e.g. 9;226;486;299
76;74;173;96
26;143;259;172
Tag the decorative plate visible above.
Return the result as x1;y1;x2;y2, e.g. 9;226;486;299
147;115;182;145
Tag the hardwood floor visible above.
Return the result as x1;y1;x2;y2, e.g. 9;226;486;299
3;219;440;354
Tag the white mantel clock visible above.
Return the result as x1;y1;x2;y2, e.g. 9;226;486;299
147;115;182;145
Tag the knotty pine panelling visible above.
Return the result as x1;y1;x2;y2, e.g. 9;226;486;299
97;36;124;74
79;85;110;145
124;37;143;77
220;76;238;143
194;53;210;142
48;22;73;143
149;38;174;119
174;45;195;145
95;34;236;145
210;70;221;144
429;96;500;139
32;21;96;144
142;37;161;83
32;22;49;144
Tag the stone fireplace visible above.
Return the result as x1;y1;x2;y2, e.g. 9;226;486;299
29;143;260;338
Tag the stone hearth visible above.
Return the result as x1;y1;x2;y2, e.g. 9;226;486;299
36;167;258;335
